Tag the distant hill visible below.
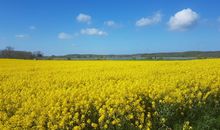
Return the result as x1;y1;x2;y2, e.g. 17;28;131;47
46;51;220;60
2;47;220;60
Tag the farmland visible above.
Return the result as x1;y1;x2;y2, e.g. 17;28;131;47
0;59;220;130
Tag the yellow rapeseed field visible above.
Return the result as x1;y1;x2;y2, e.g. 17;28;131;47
0;59;220;130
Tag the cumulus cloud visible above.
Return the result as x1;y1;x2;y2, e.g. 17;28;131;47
104;20;116;27
80;28;107;36
29;26;36;30
76;13;91;24
136;12;161;27
58;32;73;40
15;34;28;39
168;8;199;31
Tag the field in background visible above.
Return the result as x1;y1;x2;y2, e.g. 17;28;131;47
0;59;220;130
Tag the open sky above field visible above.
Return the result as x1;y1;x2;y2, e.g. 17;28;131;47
0;0;220;55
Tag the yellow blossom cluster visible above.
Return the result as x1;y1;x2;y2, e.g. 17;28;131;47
0;59;220;130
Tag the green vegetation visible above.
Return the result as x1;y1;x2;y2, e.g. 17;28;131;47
1;46;220;60
47;51;220;60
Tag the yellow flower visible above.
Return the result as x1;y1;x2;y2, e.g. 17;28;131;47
91;123;98;129
1;59;219;129
104;124;108;129
73;126;81;130
128;114;134;119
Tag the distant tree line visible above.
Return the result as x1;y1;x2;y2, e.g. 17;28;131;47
47;51;220;60
0;46;43;59
1;46;220;60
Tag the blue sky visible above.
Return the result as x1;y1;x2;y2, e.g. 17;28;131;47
0;0;220;55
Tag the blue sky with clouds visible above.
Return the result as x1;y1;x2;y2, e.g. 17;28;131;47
0;0;220;55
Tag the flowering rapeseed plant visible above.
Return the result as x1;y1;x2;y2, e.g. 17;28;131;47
0;59;220;130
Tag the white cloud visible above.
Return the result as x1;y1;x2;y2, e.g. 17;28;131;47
29;26;36;30
58;32;73;40
76;13;91;24
136;12;161;27
15;34;28;39
218;17;220;22
104;20;116;27
168;8;199;31
217;17;220;31
80;28;107;36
